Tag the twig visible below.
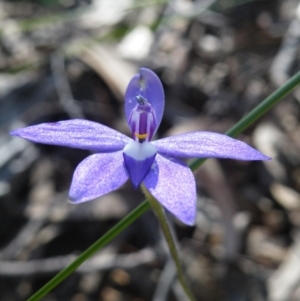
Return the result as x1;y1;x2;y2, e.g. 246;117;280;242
195;159;242;260
0;193;65;260
270;4;300;86
51;50;84;119
0;248;155;277
152;256;176;301
267;235;300;301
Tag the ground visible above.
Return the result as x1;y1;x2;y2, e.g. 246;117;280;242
1;0;300;300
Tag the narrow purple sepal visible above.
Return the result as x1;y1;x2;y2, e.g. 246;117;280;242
153;132;271;161
11;119;131;152
144;154;196;226
125;68;164;134
69;151;128;203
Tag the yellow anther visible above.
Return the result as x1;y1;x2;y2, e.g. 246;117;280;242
135;133;148;139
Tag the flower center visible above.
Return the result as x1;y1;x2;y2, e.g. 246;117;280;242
128;95;157;143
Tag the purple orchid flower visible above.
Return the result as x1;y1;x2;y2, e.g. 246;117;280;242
11;68;270;225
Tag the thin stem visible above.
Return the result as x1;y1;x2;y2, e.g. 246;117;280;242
26;200;151;301
189;69;300;171
141;185;196;301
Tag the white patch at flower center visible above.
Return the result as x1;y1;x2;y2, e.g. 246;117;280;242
123;141;156;160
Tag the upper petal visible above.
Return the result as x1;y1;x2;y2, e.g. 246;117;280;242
125;68;164;134
153;132;270;160
69;151;128;203
144;154;196;226
11;119;131;152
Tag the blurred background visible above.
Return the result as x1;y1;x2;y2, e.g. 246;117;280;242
1;0;300;300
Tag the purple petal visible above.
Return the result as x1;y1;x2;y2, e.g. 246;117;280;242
153;132;270;160
125;68;164;134
144;154;196;226
69;151;128;203
11;119;131;152
123;141;157;189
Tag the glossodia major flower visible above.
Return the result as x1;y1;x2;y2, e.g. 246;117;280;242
11;68;270;226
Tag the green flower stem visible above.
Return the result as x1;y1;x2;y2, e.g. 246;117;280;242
190;69;300;171
27;70;300;301
26;200;151;301
141;185;196;301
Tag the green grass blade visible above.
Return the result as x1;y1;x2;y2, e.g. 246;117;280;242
189;69;300;171
27;200;150;301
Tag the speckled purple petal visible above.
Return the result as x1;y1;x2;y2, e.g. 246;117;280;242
11;119;131;152
144;154;196;226
153;132;270;160
125;68;164;134
69;151;128;203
